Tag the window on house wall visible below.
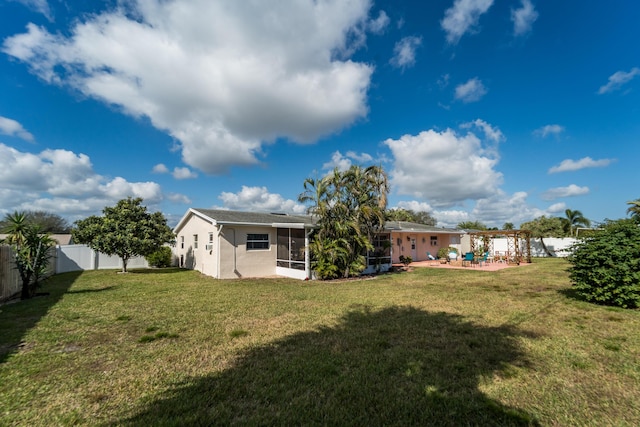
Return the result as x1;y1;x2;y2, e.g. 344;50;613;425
193;234;198;249
430;235;438;246
180;235;184;249
208;232;214;243
247;233;269;250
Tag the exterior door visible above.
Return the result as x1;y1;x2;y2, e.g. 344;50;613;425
411;237;417;260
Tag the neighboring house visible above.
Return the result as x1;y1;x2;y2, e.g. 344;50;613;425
173;209;316;280
0;234;73;245
385;221;463;263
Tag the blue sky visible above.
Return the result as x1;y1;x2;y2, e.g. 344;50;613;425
1;0;638;228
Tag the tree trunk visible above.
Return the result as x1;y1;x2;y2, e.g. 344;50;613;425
18;265;32;300
539;237;554;257
122;257;128;273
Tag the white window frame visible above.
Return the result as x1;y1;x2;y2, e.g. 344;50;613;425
246;233;269;250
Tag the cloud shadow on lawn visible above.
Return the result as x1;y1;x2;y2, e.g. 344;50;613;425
117;305;539;426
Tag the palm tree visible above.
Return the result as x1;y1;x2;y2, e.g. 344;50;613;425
2;211;55;299
1;211;29;247
563;209;591;237
626;198;640;221
298;165;389;279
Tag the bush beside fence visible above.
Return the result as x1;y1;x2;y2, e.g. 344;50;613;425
1;245;148;303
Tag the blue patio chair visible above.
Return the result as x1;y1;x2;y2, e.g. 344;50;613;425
462;252;474;267
476;251;489;267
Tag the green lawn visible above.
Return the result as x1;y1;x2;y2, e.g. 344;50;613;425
1;259;639;426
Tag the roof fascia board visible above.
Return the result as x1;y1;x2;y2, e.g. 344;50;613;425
174;208;217;233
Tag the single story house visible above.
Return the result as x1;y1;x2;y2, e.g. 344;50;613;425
173;209;465;280
385;221;463;263
173;209;317;280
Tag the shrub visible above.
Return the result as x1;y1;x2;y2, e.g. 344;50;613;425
567;219;640;308
437;247;458;259
145;246;173;268
399;255;413;266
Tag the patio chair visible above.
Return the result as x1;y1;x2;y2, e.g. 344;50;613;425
476;251;489;267
462;252;474;267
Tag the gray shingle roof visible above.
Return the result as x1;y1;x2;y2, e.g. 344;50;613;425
192;209;315;225
384;221;461;234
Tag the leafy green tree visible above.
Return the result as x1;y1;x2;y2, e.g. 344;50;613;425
0;210;71;233
567;218;640;308
1;212;56;299
386;208;437;226
502;222;514;230
457;221;487;230
520;216;565;257
562;209;590;237
299;165;389;279
627;198;640;221
72;198;175;273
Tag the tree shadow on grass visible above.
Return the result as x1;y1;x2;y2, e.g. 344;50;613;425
117;306;539;426
0;271;81;363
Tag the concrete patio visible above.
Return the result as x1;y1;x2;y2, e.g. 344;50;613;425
400;259;532;271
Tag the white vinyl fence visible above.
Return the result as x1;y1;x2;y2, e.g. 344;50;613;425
492;237;577;257
1;244;148;302
56;245;149;272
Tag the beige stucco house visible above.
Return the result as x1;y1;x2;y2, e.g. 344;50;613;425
173;209;317;280
173;209;464;280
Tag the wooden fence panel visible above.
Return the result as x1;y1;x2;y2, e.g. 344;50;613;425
0;245;58;303
0;245;21;302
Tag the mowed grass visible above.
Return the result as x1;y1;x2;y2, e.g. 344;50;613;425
1;259;639;426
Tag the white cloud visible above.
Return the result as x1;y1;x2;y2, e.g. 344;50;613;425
10;0;52;21
431;209;470;228
598;68;640;94
3;0;376;175
396;200;434;213
548;157;615;173
470;190;545;227
441;0;494;45
368;10;390;34
172;167;197;180
437;73;450;89
454;77;487;103
167;193;192;204
547;202;566;213
218;186;306;214
534;124;564;138
511;0;538;36
345;150;373;163
384;128;503;207
461;119;505;143
0;143;164;218
390;36;422;70
152;163;169;174
322;150;374;171
397;193;543;229
398;192;571;229
0;116;34;142
541;184;590;200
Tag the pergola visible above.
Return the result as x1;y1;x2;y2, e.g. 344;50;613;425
468;230;532;264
